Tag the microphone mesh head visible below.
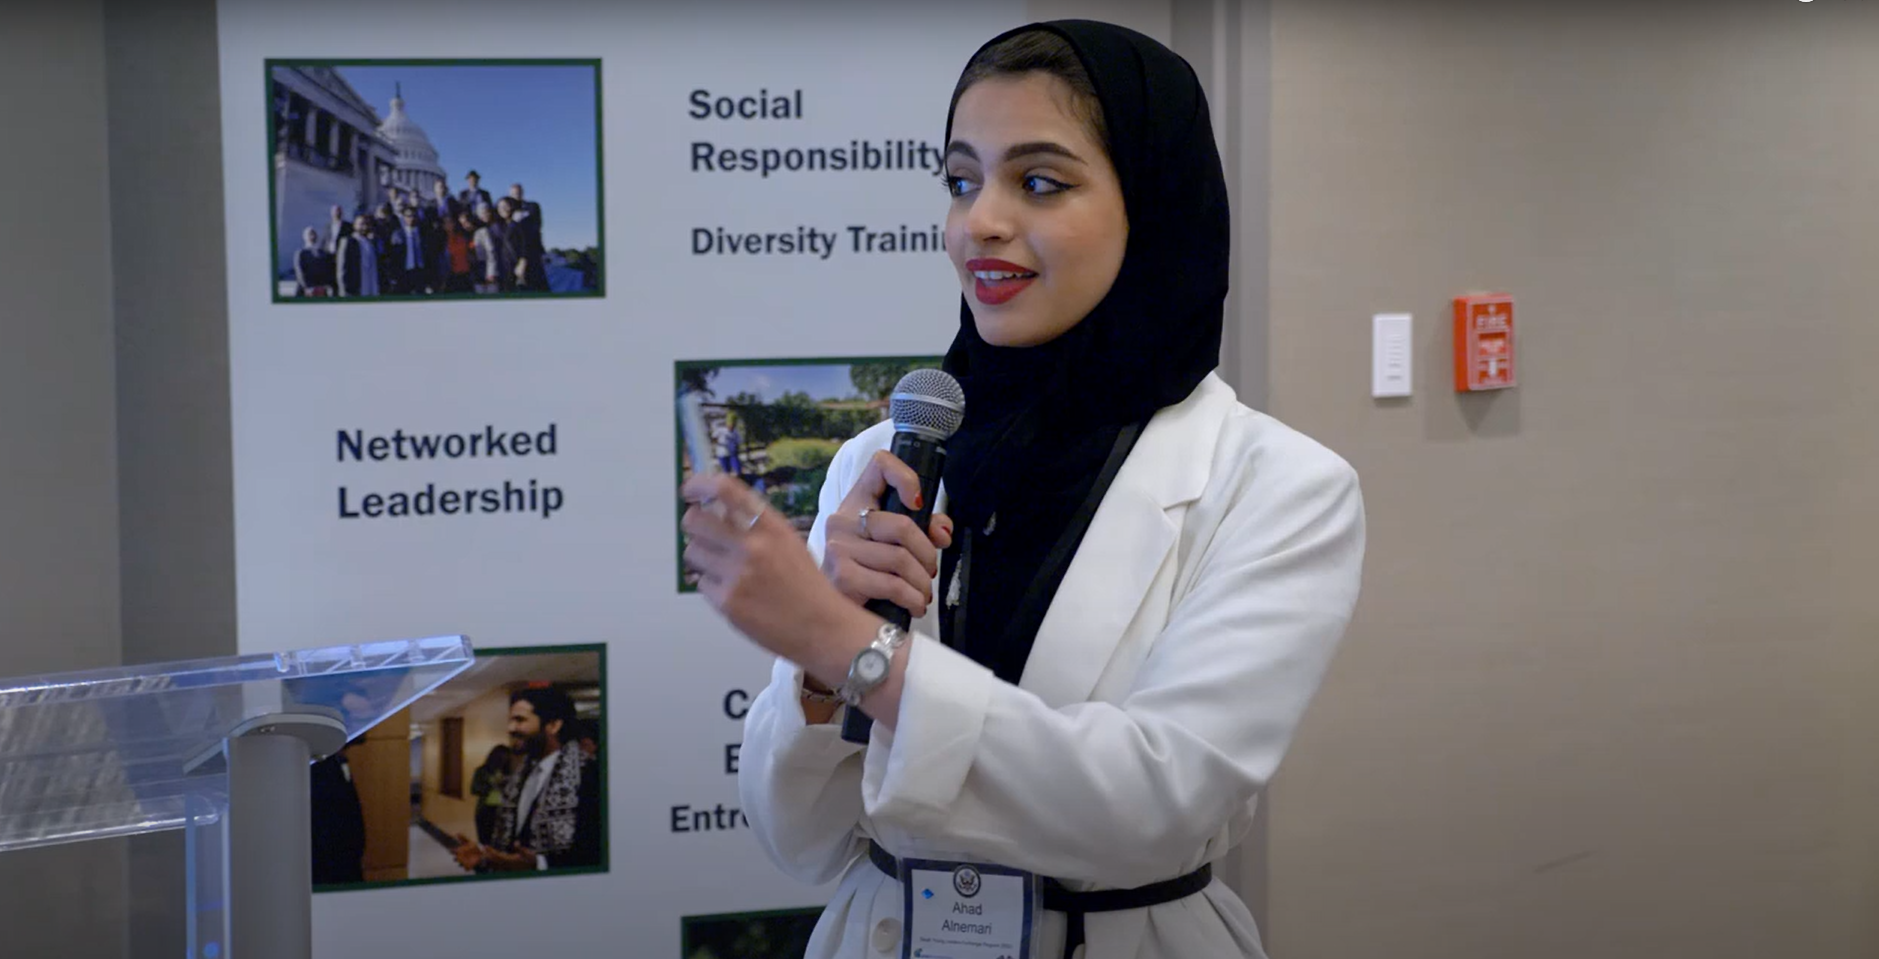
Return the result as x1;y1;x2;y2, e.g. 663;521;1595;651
888;368;966;440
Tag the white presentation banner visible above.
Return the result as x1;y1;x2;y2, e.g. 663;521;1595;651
216;1;1025;955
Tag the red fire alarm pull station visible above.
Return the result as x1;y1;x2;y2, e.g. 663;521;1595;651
1454;293;1516;391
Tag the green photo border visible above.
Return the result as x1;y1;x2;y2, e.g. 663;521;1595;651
679;905;826;959
672;354;945;594
311;641;611;894
264;57;606;305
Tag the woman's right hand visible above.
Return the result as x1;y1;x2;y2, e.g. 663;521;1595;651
820;450;954;619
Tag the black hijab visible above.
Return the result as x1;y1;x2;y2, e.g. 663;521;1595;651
936;20;1230;684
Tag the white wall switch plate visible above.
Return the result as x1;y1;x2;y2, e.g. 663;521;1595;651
1372;312;1413;398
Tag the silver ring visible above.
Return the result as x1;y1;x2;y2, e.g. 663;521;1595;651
857;508;872;540
745;504;765;531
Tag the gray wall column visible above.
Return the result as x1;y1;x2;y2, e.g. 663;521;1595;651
0;3;129;958
102;0;237;954
1171;0;1273;935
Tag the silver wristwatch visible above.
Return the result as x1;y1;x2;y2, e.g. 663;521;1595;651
837;622;908;707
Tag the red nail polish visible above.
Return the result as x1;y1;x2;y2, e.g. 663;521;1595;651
913;493;924;510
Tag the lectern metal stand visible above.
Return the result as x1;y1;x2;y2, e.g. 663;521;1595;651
0;636;475;959
227;713;346;959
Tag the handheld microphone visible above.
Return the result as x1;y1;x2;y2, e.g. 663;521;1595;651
840;368;966;744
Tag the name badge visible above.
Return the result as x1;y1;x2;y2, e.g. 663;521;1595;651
900;856;1038;959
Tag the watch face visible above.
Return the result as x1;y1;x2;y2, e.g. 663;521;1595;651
854;648;889;684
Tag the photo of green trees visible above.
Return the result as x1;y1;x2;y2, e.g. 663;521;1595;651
682;907;823;959
675;356;943;591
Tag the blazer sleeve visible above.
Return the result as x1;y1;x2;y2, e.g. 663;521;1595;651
735;429;885;884
857;444;1367;888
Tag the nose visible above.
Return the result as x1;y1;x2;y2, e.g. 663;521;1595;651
963;182;1017;246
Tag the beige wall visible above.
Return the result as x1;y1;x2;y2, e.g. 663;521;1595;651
1028;0;1168;41
418;721;470;841
420;688;516;841
346;707;413;883
1263;2;1879;958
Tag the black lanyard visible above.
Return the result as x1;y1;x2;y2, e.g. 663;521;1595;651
944;419;1145;657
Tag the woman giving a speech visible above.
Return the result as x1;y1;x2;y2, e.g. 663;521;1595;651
681;19;1366;959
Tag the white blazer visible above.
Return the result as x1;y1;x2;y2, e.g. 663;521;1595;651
738;372;1366;959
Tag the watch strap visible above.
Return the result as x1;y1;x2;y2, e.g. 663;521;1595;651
836;622;907;706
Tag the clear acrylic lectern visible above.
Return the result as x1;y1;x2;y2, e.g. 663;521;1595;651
0;635;475;959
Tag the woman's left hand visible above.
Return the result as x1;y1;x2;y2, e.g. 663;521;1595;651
681;472;870;666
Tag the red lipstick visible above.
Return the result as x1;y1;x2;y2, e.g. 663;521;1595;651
966;257;1038;306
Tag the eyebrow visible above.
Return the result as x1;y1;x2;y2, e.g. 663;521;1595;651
944;140;1087;166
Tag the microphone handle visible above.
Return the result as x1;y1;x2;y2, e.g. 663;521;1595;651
839;433;945;744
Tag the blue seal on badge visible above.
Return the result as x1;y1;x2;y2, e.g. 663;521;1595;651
952;864;982;898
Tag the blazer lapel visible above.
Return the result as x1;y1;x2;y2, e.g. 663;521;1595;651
1016;375;1233;708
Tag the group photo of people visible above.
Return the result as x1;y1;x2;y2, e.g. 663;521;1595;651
294;174;558;298
269;60;602;302
308;645;607;890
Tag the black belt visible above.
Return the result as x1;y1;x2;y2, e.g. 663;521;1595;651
869;839;1212;959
